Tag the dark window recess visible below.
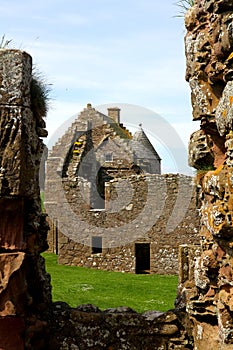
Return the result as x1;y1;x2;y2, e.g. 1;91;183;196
92;236;102;254
105;153;113;162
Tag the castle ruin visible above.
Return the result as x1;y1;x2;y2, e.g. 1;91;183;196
45;104;199;275
1;0;233;348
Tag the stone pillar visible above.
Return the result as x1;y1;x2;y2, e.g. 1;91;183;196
0;49;51;349
186;1;233;348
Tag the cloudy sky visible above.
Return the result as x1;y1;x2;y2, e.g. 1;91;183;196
0;0;198;174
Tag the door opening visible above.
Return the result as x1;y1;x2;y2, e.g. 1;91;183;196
135;243;150;274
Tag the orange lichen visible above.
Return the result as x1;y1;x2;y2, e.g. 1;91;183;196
222;109;227;118
210;164;224;176
226;52;233;62
230;96;233;106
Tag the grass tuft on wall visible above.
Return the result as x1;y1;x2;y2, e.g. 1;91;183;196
174;0;195;17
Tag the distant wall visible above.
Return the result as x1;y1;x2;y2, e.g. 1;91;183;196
47;173;200;274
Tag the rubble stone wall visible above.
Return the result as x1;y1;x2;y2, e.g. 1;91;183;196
180;0;233;348
47;174;200;275
47;303;192;350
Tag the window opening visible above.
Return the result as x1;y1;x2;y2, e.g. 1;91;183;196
105;153;113;162
92;236;102;254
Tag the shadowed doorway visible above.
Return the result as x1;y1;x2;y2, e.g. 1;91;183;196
135;243;150;274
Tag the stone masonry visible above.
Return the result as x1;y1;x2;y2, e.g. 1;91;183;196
0;49;197;349
45;104;200;275
179;0;233;348
5;1;233;347
0;48;196;350
0;49;51;349
48;173;199;275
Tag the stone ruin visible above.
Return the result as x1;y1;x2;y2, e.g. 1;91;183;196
0;49;51;348
2;0;233;348
181;0;233;348
45;103;199;275
0;48;192;350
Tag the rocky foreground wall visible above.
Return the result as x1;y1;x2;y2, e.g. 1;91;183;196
182;0;233;348
0;49;51;348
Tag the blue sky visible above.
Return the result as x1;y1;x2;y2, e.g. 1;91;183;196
0;0;197;174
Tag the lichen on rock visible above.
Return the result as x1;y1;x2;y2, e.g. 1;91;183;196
186;0;233;347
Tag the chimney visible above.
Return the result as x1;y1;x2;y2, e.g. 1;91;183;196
107;107;120;124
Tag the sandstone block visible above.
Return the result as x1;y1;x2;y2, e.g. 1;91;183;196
188;129;214;169
216;81;233;136
0;49;32;107
0;198;24;250
0;106;39;196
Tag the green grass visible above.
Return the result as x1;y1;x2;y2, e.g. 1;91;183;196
43;253;178;313
40;191;44;212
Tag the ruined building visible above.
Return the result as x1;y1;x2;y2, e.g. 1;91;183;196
0;47;192;350
3;0;233;348
45;104;199;274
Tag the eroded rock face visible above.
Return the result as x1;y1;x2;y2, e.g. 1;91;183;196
188;129;214;169
185;0;233;348
0;49;51;349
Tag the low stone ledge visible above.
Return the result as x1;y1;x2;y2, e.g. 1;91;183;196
48;303;192;349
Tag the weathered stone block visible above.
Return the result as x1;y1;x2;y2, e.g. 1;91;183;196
0;198;24;250
0;106;40;196
0;49;32;107
0;252;29;316
188;129;214;169
189;77;213;120
216;81;233;136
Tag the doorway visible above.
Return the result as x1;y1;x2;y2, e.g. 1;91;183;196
135;243;150;274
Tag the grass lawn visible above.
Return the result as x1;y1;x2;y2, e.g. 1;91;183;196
43;252;178;313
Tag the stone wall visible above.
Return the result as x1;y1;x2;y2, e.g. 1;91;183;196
0;49;51;349
47;303;192;350
47;173;200;275
180;0;233;348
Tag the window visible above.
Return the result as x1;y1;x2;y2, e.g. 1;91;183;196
90;170;105;209
91;236;102;254
105;153;113;162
